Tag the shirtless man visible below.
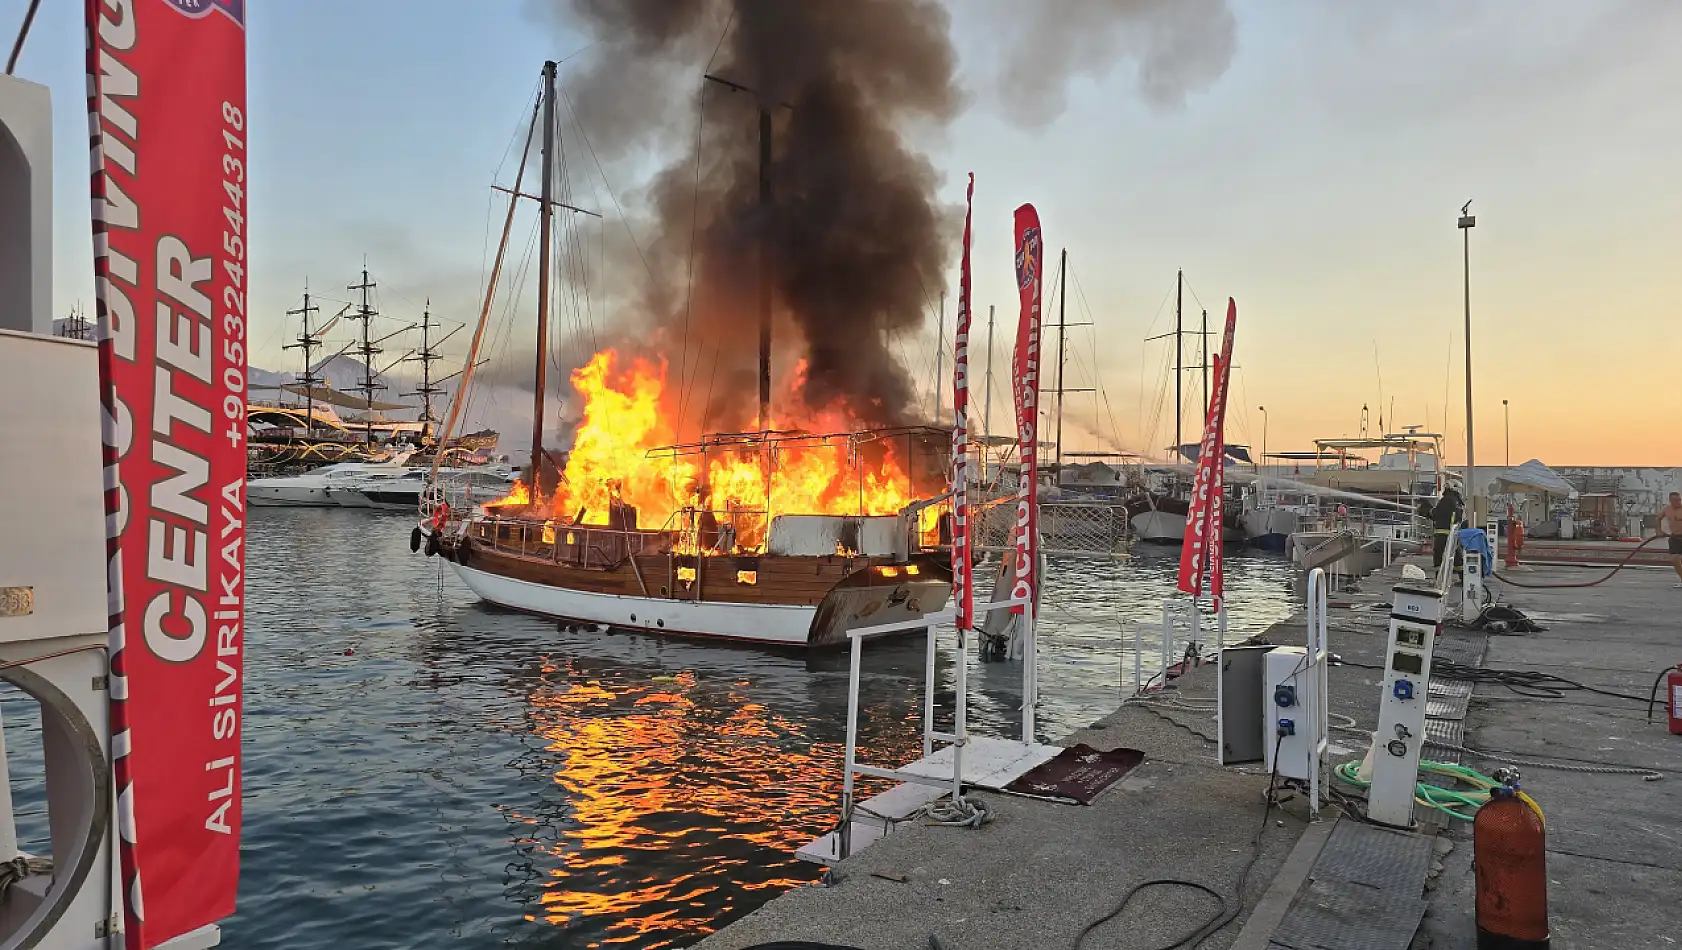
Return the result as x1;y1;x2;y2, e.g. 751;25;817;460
1662;492;1682;587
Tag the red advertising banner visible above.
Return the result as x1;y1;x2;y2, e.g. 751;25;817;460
950;174;975;631
1177;299;1238;604
87;0;248;944
1009;205;1044;614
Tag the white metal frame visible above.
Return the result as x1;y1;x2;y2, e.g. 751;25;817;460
1302;567;1331;820
838;599;1026;860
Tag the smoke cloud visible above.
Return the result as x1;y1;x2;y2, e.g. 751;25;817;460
536;0;1235;435
991;0;1238;123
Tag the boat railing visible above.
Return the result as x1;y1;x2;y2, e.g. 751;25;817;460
471;516;675;569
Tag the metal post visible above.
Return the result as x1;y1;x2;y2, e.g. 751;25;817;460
1160;600;1173;676
953;618;969;803
1459;202;1477;524
923;623;937;758
1132;625;1143;695
840;633;863;860
1503;399;1510;466
1021;599;1037;743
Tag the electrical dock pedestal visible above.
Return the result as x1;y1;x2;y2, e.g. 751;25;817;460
1367;583;1446;827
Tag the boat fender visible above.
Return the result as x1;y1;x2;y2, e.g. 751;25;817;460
458;537;472;565
410;526;424;553
425;533;440;558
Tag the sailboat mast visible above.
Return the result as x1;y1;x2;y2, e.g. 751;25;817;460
1201;307;1209;416
934;291;945;421
530;60;557;489
1055;249;1067;473
348;267;382;445
757;105;773;431
285;287;321;432
983;304;995;444
1174;269;1183;461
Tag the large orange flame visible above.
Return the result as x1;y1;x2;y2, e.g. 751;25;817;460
486;349;942;551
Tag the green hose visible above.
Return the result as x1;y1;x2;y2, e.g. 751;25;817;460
1333;759;1499;822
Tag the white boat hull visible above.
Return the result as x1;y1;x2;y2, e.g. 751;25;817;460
1241;508;1300;551
1131;509;1187;544
325;487;374;508
248;484;336;507
449;560;817;646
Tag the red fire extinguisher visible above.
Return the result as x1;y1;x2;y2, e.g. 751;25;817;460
1668;666;1682;736
1474;771;1549;949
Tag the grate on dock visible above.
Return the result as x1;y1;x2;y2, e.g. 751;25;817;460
1311;822;1433;889
1271;821;1434;950
1271;879;1427;950
1423;719;1466;763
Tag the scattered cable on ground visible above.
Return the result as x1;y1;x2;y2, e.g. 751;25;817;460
1072;737;1282;950
1424;738;1664;782
1491;535;1664;589
1334;656;1656;705
1649;666;1679;723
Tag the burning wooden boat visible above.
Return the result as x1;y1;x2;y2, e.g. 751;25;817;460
417;62;955;647
434;426;953;647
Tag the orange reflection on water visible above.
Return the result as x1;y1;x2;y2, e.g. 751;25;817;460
514;659;920;948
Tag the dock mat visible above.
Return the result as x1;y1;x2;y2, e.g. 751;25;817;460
1002;744;1143;804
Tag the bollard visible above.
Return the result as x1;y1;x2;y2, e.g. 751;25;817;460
1474;775;1549;949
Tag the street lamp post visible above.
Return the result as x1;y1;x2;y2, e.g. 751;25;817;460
1459;201;1476;522
1503;399;1509;466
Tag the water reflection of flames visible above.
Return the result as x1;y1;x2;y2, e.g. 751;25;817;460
513;660;920;947
484;350;944;552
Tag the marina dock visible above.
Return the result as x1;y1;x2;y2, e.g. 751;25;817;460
696;556;1681;950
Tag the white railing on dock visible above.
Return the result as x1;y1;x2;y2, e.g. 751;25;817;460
1303;567;1331;821
838;598;1026;861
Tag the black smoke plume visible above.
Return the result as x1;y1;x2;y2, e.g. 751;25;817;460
541;0;1233;435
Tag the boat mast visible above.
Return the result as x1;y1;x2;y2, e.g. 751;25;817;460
348;267;383;446
758;103;772;432
1174;269;1183;462
427;97;541;485
284;286;321;431
404;300;446;440
1054;249;1067;473
1200;307;1209;418
934;291;945;421
983;304;995;443
531;60;557;491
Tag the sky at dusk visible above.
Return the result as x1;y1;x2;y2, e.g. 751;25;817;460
11;0;1680;465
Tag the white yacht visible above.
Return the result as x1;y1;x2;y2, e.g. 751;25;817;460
248;458;415;507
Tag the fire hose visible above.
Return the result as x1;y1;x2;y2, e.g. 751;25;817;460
1491;534;1667;589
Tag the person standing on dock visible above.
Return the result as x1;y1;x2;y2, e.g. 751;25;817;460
1661;492;1682;586
1432;484;1464;569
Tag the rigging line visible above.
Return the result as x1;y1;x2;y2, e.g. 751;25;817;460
1067;265;1127;451
676;5;738;438
553;80;658;287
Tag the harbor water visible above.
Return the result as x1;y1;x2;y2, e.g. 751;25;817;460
7;511;1297;949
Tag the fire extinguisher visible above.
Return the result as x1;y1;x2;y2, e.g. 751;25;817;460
1474;769;1549;949
1665;666;1682;736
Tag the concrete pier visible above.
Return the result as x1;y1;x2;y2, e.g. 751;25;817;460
693;557;1682;950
